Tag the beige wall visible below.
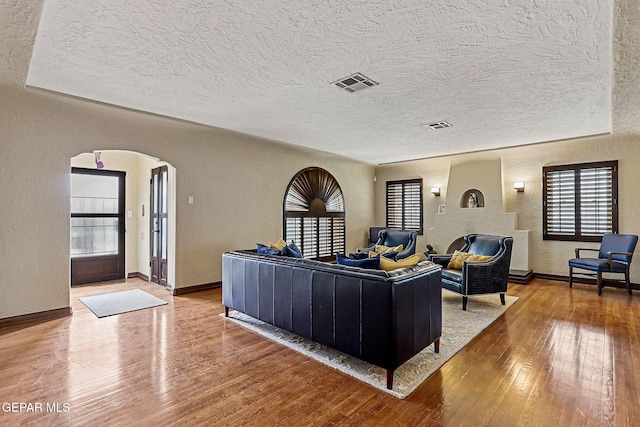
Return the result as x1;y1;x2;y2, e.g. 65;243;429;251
374;136;640;281
0;85;375;318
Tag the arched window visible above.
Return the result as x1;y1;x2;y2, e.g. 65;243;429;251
283;167;345;261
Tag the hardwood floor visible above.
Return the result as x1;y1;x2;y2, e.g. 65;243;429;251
1;278;639;426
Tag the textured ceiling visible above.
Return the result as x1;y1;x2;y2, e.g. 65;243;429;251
25;0;612;165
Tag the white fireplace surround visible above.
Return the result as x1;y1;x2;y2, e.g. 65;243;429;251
428;158;530;271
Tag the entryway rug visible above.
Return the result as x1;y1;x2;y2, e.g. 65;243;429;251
222;289;518;399
80;289;168;318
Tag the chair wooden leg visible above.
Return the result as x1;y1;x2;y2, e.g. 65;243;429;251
597;272;603;296
462;296;468;311
500;293;506;305
386;370;393;390
626;270;632;296
434;338;440;353
569;267;573;288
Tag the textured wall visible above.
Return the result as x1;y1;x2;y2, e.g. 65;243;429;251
374;137;640;282
613;0;640;132
0;86;375;318
426;158;529;271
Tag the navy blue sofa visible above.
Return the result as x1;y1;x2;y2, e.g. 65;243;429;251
222;250;442;390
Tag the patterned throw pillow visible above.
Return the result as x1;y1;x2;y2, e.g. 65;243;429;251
373;244;404;254
447;250;492;269
467;254;493;263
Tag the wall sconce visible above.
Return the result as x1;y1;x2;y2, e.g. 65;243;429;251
431;187;441;196
514;182;525;192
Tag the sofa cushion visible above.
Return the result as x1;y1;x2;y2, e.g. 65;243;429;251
569;257;629;272
441;268;463;283
385;260;439;277
337;253;380;269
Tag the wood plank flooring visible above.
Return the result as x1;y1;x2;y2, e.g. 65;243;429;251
0;278;639;426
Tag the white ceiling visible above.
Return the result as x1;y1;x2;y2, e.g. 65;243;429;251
26;0;612;165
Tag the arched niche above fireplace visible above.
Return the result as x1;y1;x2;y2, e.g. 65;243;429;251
460;189;485;208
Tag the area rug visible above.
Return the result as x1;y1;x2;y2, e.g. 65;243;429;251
80;289;168;318
222;289;518;399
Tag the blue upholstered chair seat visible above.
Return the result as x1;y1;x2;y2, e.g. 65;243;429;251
568;258;629;273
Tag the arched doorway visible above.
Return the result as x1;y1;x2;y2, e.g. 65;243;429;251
70;150;176;288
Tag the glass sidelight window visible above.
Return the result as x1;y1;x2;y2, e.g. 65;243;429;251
70;171;124;257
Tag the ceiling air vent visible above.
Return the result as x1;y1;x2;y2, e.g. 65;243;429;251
332;73;378;93
422;121;452;130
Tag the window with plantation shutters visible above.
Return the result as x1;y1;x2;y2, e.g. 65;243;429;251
386;179;423;234
543;161;618;242
283;167;345;261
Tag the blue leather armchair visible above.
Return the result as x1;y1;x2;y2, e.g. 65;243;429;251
366;229;418;259
568;233;638;296
430;234;513;310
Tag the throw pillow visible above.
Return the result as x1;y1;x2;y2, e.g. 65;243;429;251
447;250;493;269
349;252;370;260
447;250;473;269
282;240;303;258
467;254;493;263
379;253;422;271
257;243;282;255
269;238;287;250
373;244;404;254
368;251;398;260
336;253;380;269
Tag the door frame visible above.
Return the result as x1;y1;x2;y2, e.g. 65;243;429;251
70;167;126;286
150;165;169;287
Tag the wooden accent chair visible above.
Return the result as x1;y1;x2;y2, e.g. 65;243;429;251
568;233;638;296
